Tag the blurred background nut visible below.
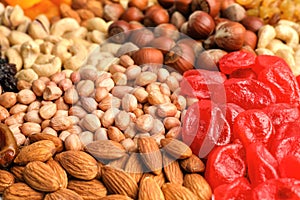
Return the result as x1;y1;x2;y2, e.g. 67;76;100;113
64;133;83;151
17;89;36;105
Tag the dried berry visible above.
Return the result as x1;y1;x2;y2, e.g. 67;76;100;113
0;57;18;93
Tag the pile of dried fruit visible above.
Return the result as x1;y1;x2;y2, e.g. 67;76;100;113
181;51;300;199
0;0;300;199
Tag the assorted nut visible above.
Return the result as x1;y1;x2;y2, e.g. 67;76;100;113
1;0;300;199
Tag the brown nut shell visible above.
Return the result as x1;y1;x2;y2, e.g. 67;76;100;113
187;11;215;39
0;123;18;168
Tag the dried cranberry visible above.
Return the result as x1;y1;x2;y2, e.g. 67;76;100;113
219;51;256;74
205;143;246;190
223;103;245;133
214;177;252;200
246;143;279;187
225;78;276;110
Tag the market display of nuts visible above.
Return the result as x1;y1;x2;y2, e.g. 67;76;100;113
3;0;300;199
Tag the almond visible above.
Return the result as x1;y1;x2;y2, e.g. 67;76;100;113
160;138;192;159
14;140;56;165
85;140;127;160
138;137;162;175
179;154;205;173
124;153;145;183
102;166;138;199
67;179;107;200
3;182;44;200
29;133;64;152
163;153;183;185
183;174;212;200
108;154;129;169
141;172;166;188
55;150;98;180
23;161;61;192
44;188;83;200
161;183;198;200
100;195;133;200
139;177;165;200
0;170;14;194
10;165;25;182
47;159;68;189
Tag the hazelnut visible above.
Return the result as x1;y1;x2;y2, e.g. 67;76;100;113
108;20;131;44
187;11;215;39
132;47;164;65
221;0;235;11
144;5;169;26
158;0;175;8
196;49;228;71
165;43;195;73
129;21;144;30
128;0;149;11
171;11;186;29
191;0;221;18
241;16;264;33
121;7;144;22
222;3;246;22
148;36;176;54
244;30;258;50
214;21;246;51
103;3;125;21
129;28;155;47
154;23;180;41
203;35;217;49
175;0;192;15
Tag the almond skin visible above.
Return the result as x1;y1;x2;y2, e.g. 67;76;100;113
44;188;83;200
163;153;183;185
180;154;205;173
67;179;107;200
23;161;61;192
102;166;138;199
29;133;63;153
183;174;212;200
47;159;68;189
138;137;163;175
55;150;98;180
139;177;165;200
100;195;133;200
3;182;44;200
160;138;192;159
161;183;198;200
85;140;127;160
0;170;15;194
14;140;56;165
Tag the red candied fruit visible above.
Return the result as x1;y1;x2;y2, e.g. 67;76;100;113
180;69;227;100
257;64;300;106
279;155;300;180
252;54;290;74
262;103;299;129
219;51;256;74
246;143;279;187
225;78;276;110
233;109;274;147
251;178;300;200
214;177;252;200
182;100;231;158
229;68;257;79
204;143;246;190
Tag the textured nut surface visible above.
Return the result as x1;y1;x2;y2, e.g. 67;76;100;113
55;150;98;180
0;170;14;194
44;188;83;200
67;179;107;199
14;140;56;165
23;161;61;192
3;182;44;200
